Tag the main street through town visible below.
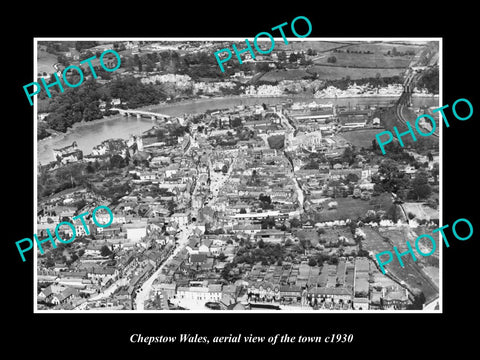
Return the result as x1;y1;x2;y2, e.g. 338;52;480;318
134;136;236;310
134;222;197;310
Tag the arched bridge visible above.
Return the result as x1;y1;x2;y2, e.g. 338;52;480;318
111;108;171;120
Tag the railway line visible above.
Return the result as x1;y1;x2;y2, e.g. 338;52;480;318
394;69;439;138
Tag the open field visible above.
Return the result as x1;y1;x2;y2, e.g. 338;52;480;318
423;266;440;288
259;69;315;82
403;202;439;221
308;65;405;80
37;50;58;75
313;51;412;69
275;41;353;53
314;193;393;222
339;128;385;149
342;42;424;55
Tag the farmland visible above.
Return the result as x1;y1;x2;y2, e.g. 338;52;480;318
275;40;353;53
308;65;405;80
313;51;412;69
339;42;423;57
272;41;420;81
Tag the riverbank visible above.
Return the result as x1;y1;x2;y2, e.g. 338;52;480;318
37;93;439;164
38;91;438;143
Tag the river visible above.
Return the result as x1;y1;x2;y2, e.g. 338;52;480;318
37;95;438;164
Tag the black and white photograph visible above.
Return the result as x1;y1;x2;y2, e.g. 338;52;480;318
32;38;441;313
6;7;478;355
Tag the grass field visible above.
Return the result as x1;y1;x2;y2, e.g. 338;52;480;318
259;69;315;82
423;266;440;287
308;65;405;80
275;41;353;53
313;51;412;69
314;193;393;222
339;128;385;149
342;42;423;55
403;202;439;221
37;50;58;75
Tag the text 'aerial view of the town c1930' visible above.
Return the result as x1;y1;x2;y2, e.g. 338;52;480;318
35;38;441;313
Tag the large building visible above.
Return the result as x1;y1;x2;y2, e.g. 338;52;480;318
53;141;83;164
285;130;323;150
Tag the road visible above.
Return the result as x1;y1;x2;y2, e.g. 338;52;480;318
279;113;304;214
135;133;200;310
134;149;237;310
134;222;197;310
207;151;238;200
292;176;305;214
89;277;128;301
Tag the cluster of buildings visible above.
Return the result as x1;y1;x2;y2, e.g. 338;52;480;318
37;98;438;311
314;83;404;98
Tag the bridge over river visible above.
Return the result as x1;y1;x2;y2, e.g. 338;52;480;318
111;108;171;120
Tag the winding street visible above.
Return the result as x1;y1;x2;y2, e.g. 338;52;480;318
134;147;237;310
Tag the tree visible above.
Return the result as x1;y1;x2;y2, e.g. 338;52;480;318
374;159;409;195
134;54;142;71
100;245;112;257
261;216;275;229
259;194;272;204
257;239;265;249
79;50;95;62
410;171;432;200
327;56;337;63
75;41;98;52
230;117;242;128
144;58;156;72
86;164;95;174
329;256;339;265
290;217;301;228
308;258;317;267
431;163;439;183
255;62;270;73
267;135;285;149
407;291;426;309
221;164;228;174
346;173;359;183
166;200;176;214
278;50;287;62
304;160;319;170
110;154;126;168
